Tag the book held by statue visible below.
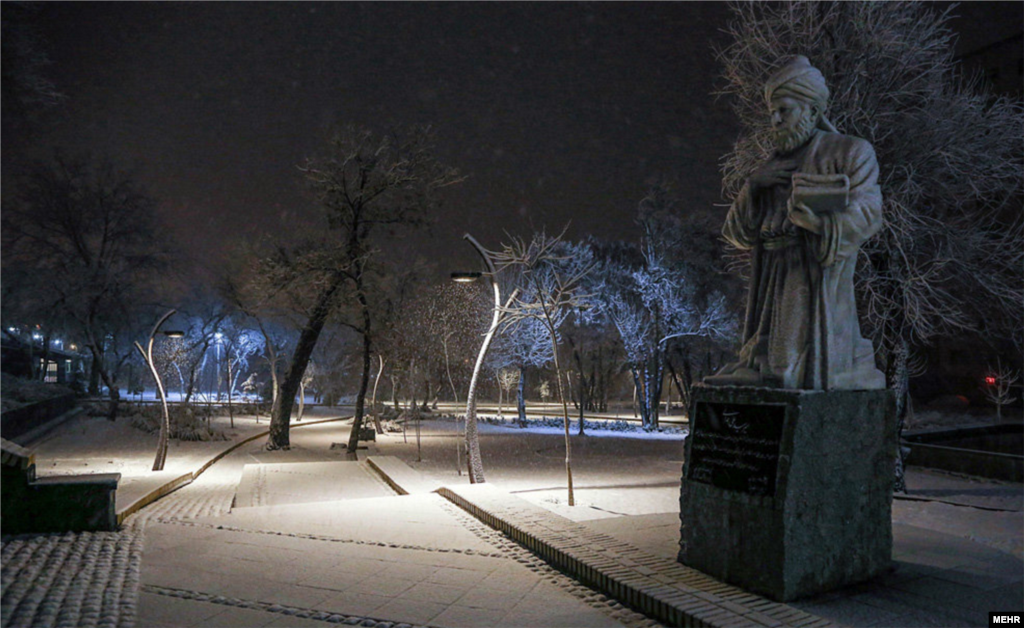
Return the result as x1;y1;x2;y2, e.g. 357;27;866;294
791;173;849;213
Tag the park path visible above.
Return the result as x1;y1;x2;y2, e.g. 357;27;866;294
132;421;657;628
1;415;346;628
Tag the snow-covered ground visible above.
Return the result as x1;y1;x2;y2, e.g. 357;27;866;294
26;410;337;513
374;417;687;522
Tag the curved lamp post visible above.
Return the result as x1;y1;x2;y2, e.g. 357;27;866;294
453;234;518;483
134;309;181;471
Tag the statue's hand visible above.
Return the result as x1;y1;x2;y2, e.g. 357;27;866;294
749;159;799;190
787;198;823;234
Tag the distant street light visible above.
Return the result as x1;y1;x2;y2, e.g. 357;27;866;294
452;234;519;483
134;309;177;471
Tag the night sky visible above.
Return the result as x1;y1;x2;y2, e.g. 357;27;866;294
3;2;1021;283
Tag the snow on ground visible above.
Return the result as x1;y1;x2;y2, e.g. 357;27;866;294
484;422;687;440
375;417;687;522
30;412;274;512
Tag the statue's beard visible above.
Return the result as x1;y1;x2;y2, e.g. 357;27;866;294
774;112;818;154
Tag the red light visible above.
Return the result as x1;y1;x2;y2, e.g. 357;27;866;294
985;376;997;386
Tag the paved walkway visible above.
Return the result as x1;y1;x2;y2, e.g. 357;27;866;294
132;443;655;627
3;413;1022;627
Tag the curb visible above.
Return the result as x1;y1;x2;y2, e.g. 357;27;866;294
115;415;352;526
436;484;834;628
15;406;86;447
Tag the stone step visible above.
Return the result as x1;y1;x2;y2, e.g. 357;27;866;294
365;455;443;495
232;460;396;509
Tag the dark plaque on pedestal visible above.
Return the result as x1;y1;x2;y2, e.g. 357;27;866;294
686;402;785;496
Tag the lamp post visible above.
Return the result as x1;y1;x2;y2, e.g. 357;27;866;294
452;234;518;483
134;309;182;471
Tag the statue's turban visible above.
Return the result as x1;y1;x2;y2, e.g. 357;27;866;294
764;55;829;107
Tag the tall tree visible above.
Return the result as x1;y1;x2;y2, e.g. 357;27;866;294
593;186;737;429
719;1;1023;489
262;125;462;451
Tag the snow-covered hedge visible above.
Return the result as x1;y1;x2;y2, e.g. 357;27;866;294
0;373;74;414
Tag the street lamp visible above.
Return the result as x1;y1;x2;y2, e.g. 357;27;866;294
134;309;178;471
452;234;519;483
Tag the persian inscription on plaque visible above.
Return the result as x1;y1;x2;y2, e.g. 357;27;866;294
686;402;785;496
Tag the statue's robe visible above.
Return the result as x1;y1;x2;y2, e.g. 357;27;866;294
718;129;886;390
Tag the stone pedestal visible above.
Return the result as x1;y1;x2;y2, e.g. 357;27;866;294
678;385;896;601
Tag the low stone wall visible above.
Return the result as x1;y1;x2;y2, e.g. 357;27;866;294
3;470;120;534
905;424;1023;482
1;436;119;534
1;394;76;441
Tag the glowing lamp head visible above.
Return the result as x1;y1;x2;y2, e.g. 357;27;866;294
163;330;185;339
450;271;482;284
985;376;997;386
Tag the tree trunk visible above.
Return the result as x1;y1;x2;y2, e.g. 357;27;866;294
666;359;690;418
268;274;343;449
551;338;574;507
227;358;234;429
517;366;527;427
571;347;588;436
632;366;648;427
88;354;101;396
345;285;373;458
885;335;911;493
87;342;121;421
298;381;305;421
256;319;279;409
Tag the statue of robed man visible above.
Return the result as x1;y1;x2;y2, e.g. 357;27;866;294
706;56;886;390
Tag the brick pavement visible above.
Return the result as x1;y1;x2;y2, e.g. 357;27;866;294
1;530;142;628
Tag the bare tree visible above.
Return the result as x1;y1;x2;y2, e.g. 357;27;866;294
718;1;1023;490
1;155;167;419
981;358;1021;422
495;367;520;418
493;231;595;506
592;187;737;429
490;308;554;427
288;125;462;454
219;318;264;427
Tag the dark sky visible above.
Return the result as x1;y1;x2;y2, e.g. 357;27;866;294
4;1;1022;283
